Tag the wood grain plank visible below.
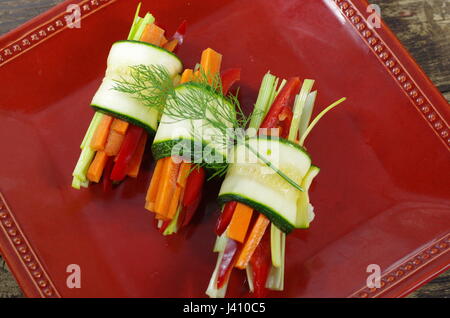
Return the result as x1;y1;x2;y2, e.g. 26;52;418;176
0;257;22;298
408;270;450;298
370;0;450;92
0;0;63;35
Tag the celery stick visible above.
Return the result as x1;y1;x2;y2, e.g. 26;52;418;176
248;72;277;129
206;251;229;298
72;177;81;190
72;114;102;187
129;17;143;40
268;78;280;105
270;223;282;268
213;233;228;253
298;91;317;141
266;232;285;290
275;78;287;97
280;232;285;289
81;112;102;149
80;180;90;188
133;12;155;41
72;147;96;184
127;2;142;40
72;177;89;189
296;165;320;228
268;82;313;285
288;79;315;141
73;112;104;185
246;265;254;293
300;97;346;146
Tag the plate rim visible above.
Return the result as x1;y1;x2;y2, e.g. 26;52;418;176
338;0;449;150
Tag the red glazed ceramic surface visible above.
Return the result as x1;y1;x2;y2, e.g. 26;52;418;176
0;0;448;298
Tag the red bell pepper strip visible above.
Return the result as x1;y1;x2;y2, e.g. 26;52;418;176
182;166;206;207
102;157;114;193
176;166;205;228
260;77;301;130
277;106;294;139
249;229;271;298
221;68;241;95
159;219;172;233
217;238;241;288
215;201;238;236
110;125;144;181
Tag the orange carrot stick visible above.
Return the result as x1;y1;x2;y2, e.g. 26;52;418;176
166;186;182;220
226;203;254;243
146;158;165;203
140;23;165;46
165;161;191;219
160;35;168;47
145;201;153;212
154;157;181;218
87;151;108;183
127;133;148;178
163;39;178;52
111;118;129;135
90;115;113;151
144;69;193;213
104;130;125;156
235;214;270;269
180;69;194;84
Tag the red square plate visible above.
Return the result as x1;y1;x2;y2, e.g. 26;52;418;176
0;0;449;298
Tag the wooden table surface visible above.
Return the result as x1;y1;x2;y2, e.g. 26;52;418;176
0;0;449;298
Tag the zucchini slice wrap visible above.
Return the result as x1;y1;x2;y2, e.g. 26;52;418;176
296;165;320;228
152;82;235;169
91;40;183;134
